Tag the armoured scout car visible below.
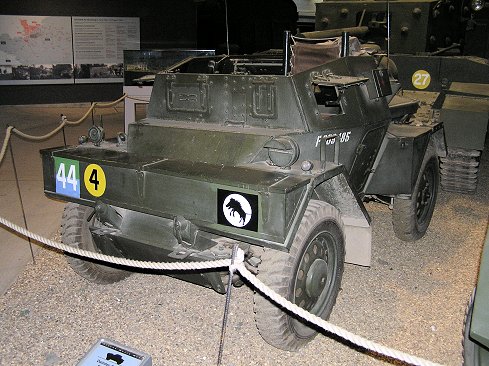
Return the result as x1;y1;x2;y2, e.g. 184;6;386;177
463;226;489;365
41;51;445;350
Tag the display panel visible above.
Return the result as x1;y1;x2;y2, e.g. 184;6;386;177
73;17;140;83
0;15;140;85
0;15;73;85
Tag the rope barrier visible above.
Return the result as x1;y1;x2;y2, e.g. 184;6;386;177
62;94;127;125
0;94;444;365
236;264;443;366
0;216;243;271
0;94;128;165
125;95;151;103
0;215;444;366
0;126;14;166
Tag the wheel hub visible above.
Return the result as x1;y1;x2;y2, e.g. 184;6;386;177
416;166;434;222
294;237;333;312
305;259;328;299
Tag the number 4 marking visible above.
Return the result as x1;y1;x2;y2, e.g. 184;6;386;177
89;168;99;190
56;162;66;189
83;163;106;197
67;164;78;191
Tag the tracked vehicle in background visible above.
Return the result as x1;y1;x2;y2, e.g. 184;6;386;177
41;46;446;350
306;0;489;193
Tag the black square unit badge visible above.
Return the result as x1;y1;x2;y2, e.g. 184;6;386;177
217;189;258;231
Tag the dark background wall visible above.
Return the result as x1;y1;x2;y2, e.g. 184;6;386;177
0;0;198;105
1;0;298;105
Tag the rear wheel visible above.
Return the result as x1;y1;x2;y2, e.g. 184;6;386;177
393;145;439;241
61;203;131;284
254;200;345;351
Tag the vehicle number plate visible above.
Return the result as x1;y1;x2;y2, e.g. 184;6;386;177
54;157;107;198
54;157;80;198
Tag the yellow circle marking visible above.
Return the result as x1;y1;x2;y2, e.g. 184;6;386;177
84;164;106;197
412;70;431;90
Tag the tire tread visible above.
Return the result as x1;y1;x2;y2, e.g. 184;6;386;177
254;200;345;351
61;203;130;284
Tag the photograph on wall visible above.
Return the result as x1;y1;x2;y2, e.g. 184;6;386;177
0;15;74;85
72;17;140;83
123;49;215;86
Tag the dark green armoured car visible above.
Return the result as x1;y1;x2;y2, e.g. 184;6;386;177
463;227;489;365
41;52;446;350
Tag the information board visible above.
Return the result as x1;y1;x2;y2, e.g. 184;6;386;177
0;15;73;85
73;17;140;83
0;15;140;85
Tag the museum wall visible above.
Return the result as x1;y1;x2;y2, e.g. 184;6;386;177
0;0;197;105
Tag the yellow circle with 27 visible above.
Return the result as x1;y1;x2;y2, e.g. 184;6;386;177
412;70;431;90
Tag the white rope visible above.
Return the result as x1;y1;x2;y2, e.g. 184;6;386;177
125;95;151;103
0;215;444;366
0;126;13;165
0;216;243;271
0;94;128;165
235;264;444;366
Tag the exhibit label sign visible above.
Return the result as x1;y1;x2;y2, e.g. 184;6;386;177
73;17;140;83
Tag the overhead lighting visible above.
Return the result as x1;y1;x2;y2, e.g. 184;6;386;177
471;0;486;11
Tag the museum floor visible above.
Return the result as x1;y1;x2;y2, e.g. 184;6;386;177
0;103;488;365
0;103;126;295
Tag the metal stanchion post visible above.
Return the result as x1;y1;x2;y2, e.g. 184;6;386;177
8;137;36;265
217;244;239;365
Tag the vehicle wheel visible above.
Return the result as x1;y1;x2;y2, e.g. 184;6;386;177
61;203;131;284
392;144;439;241
463;289;482;366
254;200;345;351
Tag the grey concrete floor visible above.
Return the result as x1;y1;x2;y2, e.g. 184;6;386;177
0;103;127;295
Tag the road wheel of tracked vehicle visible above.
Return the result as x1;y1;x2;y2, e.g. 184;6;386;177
61;203;131;284
392;145;439;241
254;200;345;351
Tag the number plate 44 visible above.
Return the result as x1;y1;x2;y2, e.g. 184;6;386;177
54;157;106;199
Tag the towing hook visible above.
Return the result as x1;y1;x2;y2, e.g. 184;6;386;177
172;216;193;245
173;216;183;244
93;202;122;229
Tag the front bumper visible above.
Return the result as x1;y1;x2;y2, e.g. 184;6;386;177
41;144;343;251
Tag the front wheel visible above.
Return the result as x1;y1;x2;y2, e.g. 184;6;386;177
392;145;439;241
61;203;131;284
254;200;345;351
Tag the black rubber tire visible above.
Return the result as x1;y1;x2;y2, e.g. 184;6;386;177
253;200;345;351
61;203;131;284
392;145;439;241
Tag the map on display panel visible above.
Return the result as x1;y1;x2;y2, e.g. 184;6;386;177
0;15;140;85
0;15;74;85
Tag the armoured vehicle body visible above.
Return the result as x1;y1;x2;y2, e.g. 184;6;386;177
313;0;489;57
463;226;489;365
308;0;489;193
41;52;444;350
390;54;489;192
